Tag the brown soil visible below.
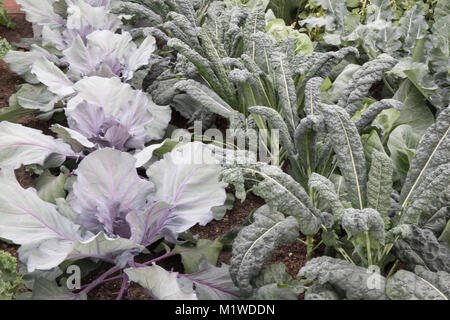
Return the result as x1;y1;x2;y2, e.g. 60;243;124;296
0;14;32;111
0;14;32;107
190;187;322;279
82;263;154;300
191;188;265;241
0;240;19;259
0;14;33;43
0;59;22;108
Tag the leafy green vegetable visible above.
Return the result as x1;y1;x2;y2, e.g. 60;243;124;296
0;250;24;300
298;256;388;300
33;170;67;204
173;239;223;273
298;256;450;300
0;38;11;59
0;1;15;29
230;205;299;296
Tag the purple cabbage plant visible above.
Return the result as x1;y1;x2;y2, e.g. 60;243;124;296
4;0;123;84
61;76;171;151
0;142;240;300
3;0;157;116
30;29;156;95
0;76;171;167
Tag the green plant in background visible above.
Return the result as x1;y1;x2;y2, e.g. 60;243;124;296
300;0;449;108
0;0;15;29
0;250;24;300
299;0;448;187
117;2;371;164
0;38;11;58
265;12;314;55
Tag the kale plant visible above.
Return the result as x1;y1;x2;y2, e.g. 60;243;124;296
220;97;449;298
115;1;358;137
298;256;449;300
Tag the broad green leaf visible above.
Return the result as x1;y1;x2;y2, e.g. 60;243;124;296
355;99;403;133
390;78;434;135
50;124;96;153
34;170;67;204
31;278;83;300
323;63;360;104
398;5;428;55
391;58;440;109
212;192;235;221
434;0;450;21
173;239;223;273
361;129;385;167
439;221;450;246
387;124;421;181
0;92;35;122
55;198;78;222
15;84;59;112
313;0;348;36
133;139;171;168
67;232;143;267
375;108;401;137
367;0;394;26
125;265;198;300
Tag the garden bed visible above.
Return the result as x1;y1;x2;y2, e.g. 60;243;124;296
0;0;448;301
0;9;315;300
